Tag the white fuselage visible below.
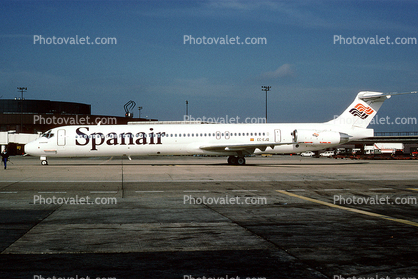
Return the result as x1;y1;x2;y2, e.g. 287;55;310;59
24;122;372;158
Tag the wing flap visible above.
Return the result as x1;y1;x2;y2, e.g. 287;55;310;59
199;142;295;152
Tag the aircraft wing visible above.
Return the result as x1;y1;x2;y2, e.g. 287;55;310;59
199;141;295;154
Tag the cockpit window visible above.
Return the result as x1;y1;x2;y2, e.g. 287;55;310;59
41;130;55;139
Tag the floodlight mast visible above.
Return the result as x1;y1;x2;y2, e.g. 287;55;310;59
17;87;27;133
261;86;271;123
138;106;143;118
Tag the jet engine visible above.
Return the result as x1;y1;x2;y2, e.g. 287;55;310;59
292;129;350;146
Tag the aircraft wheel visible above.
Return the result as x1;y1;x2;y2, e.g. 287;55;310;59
237;157;246;165
41;160;48;166
227;156;238;165
231;156;238;165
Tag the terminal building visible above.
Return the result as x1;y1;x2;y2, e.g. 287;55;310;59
0;99;156;155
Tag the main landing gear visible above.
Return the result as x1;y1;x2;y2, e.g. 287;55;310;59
227;156;246;165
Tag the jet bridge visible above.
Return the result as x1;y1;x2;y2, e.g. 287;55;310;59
0;131;39;153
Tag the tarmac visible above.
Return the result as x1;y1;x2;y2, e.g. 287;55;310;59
1;155;418;279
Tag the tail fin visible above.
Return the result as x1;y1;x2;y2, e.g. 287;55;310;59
327;91;389;128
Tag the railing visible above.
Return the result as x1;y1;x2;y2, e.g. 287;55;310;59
374;131;418;136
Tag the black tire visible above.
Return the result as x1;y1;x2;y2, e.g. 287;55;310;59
237;157;246;165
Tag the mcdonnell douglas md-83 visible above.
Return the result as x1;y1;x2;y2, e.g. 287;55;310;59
25;91;416;165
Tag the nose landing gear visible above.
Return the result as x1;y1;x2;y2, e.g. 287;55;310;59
40;156;48;165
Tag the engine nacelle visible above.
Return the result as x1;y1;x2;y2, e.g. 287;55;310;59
292;129;350;146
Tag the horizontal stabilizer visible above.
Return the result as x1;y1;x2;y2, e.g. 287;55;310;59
358;90;417;100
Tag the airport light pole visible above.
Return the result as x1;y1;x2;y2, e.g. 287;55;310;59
185;100;188;120
261;86;271;123
17;87;27;133
138;106;143;119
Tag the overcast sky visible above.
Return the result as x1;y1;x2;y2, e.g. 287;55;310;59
1;0;418;132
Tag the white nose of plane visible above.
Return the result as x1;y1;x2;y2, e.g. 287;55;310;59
24;140;38;156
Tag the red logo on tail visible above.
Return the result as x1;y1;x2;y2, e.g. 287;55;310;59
349;103;374;119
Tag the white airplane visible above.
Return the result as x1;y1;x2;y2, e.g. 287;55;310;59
25;91;416;165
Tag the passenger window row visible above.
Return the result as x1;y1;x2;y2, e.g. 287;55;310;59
164;132;266;137
74;132;267;139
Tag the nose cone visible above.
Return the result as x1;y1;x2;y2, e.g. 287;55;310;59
24;140;38;156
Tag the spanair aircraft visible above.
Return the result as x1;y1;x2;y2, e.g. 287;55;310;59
25;91;416;165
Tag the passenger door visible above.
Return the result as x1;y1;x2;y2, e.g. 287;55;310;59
57;129;66;146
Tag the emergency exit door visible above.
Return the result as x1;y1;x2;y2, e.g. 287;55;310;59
274;129;281;142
